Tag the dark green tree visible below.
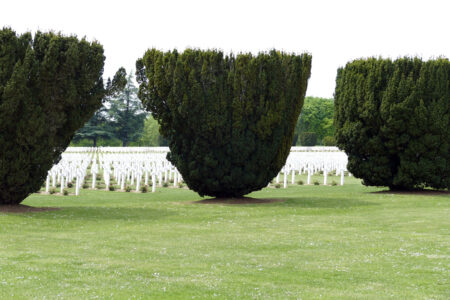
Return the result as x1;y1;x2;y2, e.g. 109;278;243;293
109;71;147;146
299;132;317;146
71;106;113;147
0;28;122;205
334;57;450;190
72;68;127;147
137;49;311;197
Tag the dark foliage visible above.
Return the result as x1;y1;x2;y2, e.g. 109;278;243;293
299;132;317;146
322;136;336;146
72;102;114;147
109;72;147;146
73;67;127;147
137;49;311;197
0;28;113;204
334;57;449;190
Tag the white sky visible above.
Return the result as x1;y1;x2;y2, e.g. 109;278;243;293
2;0;449;98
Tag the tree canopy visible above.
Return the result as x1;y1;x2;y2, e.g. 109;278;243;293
72;70;146;147
108;72;147;146
334;57;449;190
0;28;115;204
293;96;334;145
73;67;127;147
140;115;168;146
137;49;311;197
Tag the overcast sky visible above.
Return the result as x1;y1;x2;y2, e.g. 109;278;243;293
2;0;449;98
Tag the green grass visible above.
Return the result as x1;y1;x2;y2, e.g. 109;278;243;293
1;176;449;299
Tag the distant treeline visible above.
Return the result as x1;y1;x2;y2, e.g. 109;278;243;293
293;97;335;146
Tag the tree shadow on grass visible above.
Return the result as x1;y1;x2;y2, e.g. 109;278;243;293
0;204;60;213
8;206;175;221
190;197;285;205
262;196;379;208
189;196;378;209
371;190;450;196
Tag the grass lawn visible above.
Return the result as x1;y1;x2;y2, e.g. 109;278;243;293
0;175;449;299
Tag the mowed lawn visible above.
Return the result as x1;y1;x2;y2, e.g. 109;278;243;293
0;176;448;299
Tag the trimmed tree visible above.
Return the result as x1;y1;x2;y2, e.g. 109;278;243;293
137;49;311;197
334;57;450;190
0;28;124;205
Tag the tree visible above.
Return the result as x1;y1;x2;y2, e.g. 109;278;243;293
139;115;159;146
109;71;147;146
322;136;336;146
140;115;169;146
72;68;127;147
293;97;334;145
334;57;450;190
137;49;312;198
0;28;121;205
299;132;317;146
71;106;113;147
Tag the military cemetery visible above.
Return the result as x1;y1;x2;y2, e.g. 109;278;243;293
0;1;448;298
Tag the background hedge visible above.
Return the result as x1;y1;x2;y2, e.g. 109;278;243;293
334;57;449;190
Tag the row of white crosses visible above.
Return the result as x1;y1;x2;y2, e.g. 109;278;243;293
48;147;183;195
45;152;93;195
275;147;350;187
51;146;350;195
96;148;183;193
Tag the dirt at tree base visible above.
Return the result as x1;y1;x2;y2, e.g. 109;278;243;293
191;197;285;205
0;205;60;214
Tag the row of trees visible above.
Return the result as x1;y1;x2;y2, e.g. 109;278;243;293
1;26;447;205
0;27;313;204
75;94;335;147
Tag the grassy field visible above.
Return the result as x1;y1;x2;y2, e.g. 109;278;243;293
0;175;449;299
